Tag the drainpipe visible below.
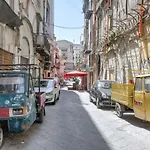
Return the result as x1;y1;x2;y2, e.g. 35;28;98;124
104;0;111;54
92;0;96;84
43;0;46;34
139;4;144;37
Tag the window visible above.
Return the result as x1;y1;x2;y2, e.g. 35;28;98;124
98;81;112;89
97;17;100;46
0;75;25;94
135;78;142;91
144;77;150;92
46;3;50;24
126;0;128;15
48;72;50;77
29;76;34;91
37;0;41;7
48;80;54;87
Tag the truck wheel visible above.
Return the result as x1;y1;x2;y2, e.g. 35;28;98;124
38;107;44;123
0;128;3;148
96;97;102;109
115;103;123;118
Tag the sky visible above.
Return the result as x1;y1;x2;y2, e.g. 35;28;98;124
54;0;84;44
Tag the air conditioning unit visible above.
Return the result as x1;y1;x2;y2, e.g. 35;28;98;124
137;0;143;5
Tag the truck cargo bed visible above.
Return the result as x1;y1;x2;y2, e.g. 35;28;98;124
111;83;134;109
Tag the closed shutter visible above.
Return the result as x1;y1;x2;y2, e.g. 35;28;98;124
0;49;13;69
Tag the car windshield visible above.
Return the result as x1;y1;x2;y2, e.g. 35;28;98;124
38;81;49;87
98;81;112;89
144;77;150;92
48;80;54;87
0;76;25;94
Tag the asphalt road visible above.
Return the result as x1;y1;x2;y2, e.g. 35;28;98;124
2;90;150;150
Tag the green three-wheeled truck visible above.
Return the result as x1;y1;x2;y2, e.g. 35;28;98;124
0;64;46;147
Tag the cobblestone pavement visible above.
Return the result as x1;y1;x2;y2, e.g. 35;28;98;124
1;90;150;150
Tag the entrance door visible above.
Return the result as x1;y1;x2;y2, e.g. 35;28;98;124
134;77;145;120
143;77;150;121
109;70;114;80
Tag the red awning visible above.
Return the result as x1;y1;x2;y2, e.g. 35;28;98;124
64;70;87;78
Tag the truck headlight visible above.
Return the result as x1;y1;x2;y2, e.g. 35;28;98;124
10;107;27;117
12;108;23;115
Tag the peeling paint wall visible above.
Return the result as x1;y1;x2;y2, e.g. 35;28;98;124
95;0;150;83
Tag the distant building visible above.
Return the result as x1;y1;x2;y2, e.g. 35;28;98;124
73;44;83;68
57;40;74;72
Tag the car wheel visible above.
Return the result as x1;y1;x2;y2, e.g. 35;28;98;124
57;91;60;100
90;95;93;102
96;97;102;109
52;96;56;105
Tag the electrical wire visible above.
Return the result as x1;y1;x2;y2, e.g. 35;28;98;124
54;24;84;29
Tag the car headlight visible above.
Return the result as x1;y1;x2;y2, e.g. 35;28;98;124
46;91;53;96
102;93;107;98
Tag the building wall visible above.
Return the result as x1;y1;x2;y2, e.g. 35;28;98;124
0;0;54;78
73;44;83;67
93;0;150;83
83;0;150;87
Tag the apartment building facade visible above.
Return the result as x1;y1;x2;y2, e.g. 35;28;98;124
57;40;74;73
83;0;95;90
83;0;150;86
0;0;54;77
73;44;83;68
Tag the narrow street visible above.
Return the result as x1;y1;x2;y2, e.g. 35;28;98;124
2;90;150;150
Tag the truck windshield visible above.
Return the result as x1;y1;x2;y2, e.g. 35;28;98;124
144;77;150;92
0;77;24;94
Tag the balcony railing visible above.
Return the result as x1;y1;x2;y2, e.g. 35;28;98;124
83;43;92;54
0;0;22;28
85;2;93;20
85;10;93;20
35;34;50;56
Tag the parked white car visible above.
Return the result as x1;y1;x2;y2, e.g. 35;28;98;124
34;79;60;104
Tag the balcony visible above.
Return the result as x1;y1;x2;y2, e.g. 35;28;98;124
85;7;93;20
85;10;93;20
0;0;22;28
83;43;92;54
35;34;50;56
44;56;51;64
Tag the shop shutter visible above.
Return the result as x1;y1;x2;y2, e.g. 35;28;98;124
0;49;13;69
